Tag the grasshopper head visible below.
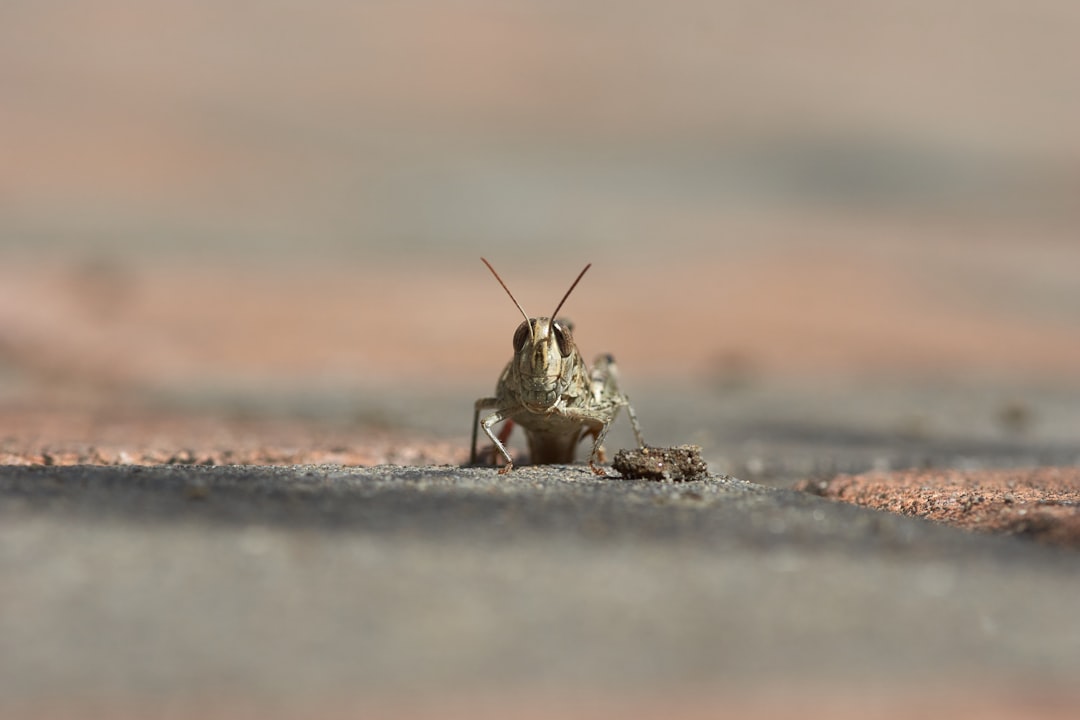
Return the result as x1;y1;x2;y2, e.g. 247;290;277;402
482;258;591;411
512;316;577;409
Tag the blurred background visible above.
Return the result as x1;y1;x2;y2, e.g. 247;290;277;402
3;0;1080;474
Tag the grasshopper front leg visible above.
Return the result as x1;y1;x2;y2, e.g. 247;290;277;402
472;398;522;473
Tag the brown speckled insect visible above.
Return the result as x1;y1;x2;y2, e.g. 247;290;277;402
470;258;646;474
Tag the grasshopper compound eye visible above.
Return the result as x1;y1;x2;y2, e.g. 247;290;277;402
552;322;573;357
513;322;530;353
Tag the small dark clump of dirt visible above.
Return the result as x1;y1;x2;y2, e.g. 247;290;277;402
613;445;708;482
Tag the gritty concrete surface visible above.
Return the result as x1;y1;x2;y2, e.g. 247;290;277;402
2;463;1079;718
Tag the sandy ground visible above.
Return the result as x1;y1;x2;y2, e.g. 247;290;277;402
801;468;1080;548
3;403;1078;549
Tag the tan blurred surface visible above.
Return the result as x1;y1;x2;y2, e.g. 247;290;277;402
2;242;1079;399
5;686;1080;720
4;2;1080;404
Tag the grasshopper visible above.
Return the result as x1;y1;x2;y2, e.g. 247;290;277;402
470;258;646;474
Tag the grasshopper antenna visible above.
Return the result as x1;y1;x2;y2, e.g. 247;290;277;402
549;263;591;333
481;258;533;342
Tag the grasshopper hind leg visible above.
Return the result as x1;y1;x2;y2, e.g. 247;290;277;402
590;353;645;446
586;353;646;474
